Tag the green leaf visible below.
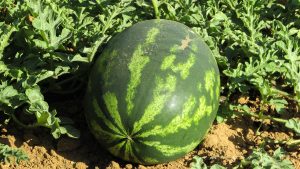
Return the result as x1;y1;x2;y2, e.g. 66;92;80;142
0;23;17;59
71;54;89;63
269;98;288;114
0;86;18;105
0;143;29;164
241;147;295;169
29;2;71;51
190;156;208;169
51;126;65;139
216;102;234;123
36;70;54;83
0;61;8;73
32;39;48;49
7;69;24;81
210;165;226;169
25;86;44;102
210;12;228;27
54;65;71;77
190;156;226;169
285;118;300;136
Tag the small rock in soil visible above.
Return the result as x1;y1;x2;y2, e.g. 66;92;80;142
107;161;120;169
49;149;56;155
57;137;81;152
238;96;249;104
138;165;147;169
75;162;88;169
125;164;133;169
1;128;7;133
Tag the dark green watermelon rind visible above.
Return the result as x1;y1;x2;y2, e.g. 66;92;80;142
85;19;220;165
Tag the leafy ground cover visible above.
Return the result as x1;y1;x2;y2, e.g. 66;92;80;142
0;0;300;168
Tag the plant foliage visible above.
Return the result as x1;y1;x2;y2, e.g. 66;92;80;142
0;143;29;163
190;147;294;169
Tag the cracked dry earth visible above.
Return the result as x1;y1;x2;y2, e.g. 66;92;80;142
0;115;299;169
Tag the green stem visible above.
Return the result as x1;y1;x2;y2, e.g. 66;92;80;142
237;110;288;123
285;139;300;146
151;0;160;19
88;36;107;62
265;137;300;146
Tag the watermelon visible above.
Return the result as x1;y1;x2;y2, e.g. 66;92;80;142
85;19;220;165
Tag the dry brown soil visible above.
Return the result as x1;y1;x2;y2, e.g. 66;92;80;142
0;115;299;169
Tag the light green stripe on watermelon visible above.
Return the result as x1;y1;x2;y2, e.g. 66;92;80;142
191;43;198;52
126;28;160;116
142;140;199;157
103;92;126;133
197;83;202;91
98;50;118;88
90;120;123;143
145;28;160;44
169;45;180;53
204;69;216;100
126;45;150;115
176;53;196;79
194;96;212;123
161;54;176;70
92;98;124;135
204;70;215;91
123;140;141;163
160;53;196;79
132;75;177;134
123;140;132;161
143;157;159;164
108;140;126;157
138;95;196;138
